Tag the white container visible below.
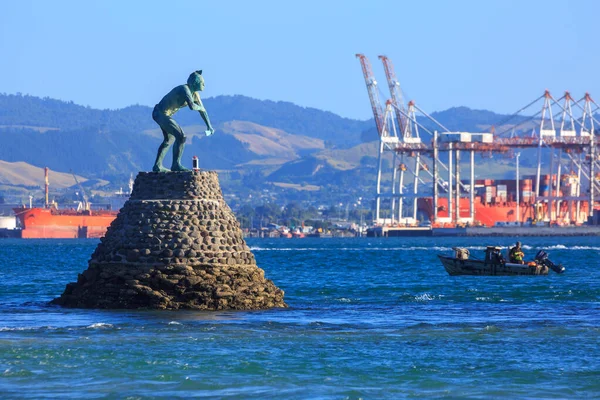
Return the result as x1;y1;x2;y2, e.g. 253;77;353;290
0;216;17;229
439;132;471;142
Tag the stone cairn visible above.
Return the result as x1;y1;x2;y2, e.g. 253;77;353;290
52;171;286;310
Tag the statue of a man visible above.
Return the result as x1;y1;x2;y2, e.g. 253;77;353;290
152;70;215;172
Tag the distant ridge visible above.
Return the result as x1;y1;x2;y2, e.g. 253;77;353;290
0;93;371;147
0;92;559;204
0;160;88;188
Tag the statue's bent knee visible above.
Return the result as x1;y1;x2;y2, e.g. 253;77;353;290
173;131;186;144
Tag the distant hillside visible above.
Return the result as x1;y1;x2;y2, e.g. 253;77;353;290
314;142;380;170
428;106;520;132
201;96;371;147
0;94;153;132
1;92;578;207
0;126;154;178
223;121;324;157
0;161;88;188
0;93;371;148
355;106;534;145
266;156;378;195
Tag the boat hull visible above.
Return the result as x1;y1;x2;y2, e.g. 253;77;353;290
13;207;117;239
438;255;549;276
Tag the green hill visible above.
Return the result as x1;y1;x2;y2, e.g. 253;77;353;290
0;93;371;148
0;92;575;207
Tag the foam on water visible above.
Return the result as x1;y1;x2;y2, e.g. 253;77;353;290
250;244;599;252
86;322;114;329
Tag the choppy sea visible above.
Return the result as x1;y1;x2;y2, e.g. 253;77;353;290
0;236;599;399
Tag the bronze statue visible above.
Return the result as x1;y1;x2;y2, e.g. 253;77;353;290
152;70;215;172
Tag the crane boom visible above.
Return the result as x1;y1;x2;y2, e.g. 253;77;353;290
378;55;407;136
71;170;89;211
356;54;384;135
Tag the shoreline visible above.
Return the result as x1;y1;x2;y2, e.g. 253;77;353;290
367;225;600;237
434;226;600;237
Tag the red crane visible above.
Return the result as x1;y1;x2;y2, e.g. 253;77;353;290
356;54;384;135
378;55;407;136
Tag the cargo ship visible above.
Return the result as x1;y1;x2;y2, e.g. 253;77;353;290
11;167;125;239
367;172;599;236
13;206;118;238
369;171;598;237
420;174;594;227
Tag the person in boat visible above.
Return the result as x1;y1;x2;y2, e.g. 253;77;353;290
152;70;215;172
509;241;525;264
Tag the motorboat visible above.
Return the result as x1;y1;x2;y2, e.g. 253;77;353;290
438;246;565;276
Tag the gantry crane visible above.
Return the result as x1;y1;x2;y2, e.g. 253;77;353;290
358;53;600;228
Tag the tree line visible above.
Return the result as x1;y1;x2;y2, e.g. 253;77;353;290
234;202;372;230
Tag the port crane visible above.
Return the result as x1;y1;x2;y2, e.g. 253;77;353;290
355;54;384;135
378;55;407;136
71;170;90;211
491;90;599;222
357;54;600;227
357;53;432;224
357;54;483;225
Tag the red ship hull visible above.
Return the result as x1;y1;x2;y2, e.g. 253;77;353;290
418;197;590;227
13;207;117;239
417;175;594;226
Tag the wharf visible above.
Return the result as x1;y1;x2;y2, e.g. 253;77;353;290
433;226;600;236
368;225;600;237
367;226;432;237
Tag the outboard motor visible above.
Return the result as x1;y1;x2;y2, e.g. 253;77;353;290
535;250;565;274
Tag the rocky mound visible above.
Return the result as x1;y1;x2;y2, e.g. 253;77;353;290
52;171;286;310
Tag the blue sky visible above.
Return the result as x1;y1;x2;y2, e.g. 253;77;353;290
1;0;598;120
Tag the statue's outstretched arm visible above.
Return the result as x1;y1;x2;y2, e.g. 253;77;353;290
199;109;214;136
190;91;214;136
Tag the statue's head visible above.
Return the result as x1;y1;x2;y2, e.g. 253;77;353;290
187;70;204;92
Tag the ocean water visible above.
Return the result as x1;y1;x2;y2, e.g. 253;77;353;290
0;236;599;399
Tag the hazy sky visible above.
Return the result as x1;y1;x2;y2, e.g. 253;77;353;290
1;0;598;120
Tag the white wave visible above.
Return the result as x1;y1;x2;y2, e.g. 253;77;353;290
85;323;114;329
414;293;435;301
168;321;182;325
335;298;352;303
0;325;61;332
1;324;117;332
249;245;535;252
251;246;458;251
531;245;600;251
250;244;600;252
544;244;568;250
571;246;600;250
484;325;501;332
0;326;35;332
250;247;321;251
